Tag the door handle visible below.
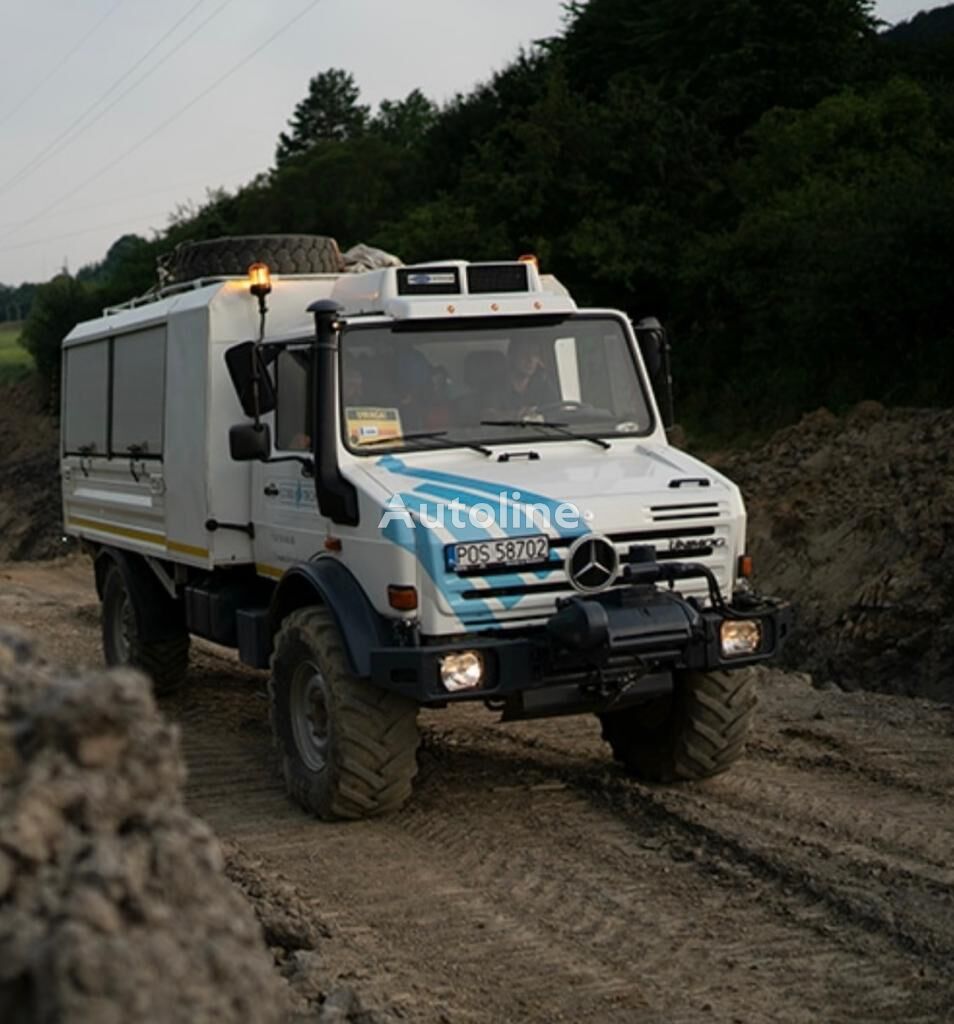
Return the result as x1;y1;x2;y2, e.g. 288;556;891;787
263;483;279;497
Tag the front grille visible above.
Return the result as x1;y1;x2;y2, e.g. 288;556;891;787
454;528;728;606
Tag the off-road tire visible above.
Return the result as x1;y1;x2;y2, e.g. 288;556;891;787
158;234;343;284
269;607;420;820
599;669;757;782
101;564;190;695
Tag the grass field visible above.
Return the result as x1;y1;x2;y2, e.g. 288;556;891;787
0;322;33;383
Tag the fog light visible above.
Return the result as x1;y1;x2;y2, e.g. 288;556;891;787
720;619;762;658
440;651;485;692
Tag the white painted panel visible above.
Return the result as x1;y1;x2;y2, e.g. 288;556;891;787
112;326;166;455
64;341;109;454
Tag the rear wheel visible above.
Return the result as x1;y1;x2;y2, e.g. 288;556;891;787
269;607;420;820
599;669;757;781
101;563;190;694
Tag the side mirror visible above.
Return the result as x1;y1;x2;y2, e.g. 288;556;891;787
229;422;271;462
634;317;674;430
225;342;276;417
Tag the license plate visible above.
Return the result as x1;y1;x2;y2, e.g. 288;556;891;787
448;535;550;572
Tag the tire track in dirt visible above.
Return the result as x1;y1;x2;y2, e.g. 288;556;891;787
180;725;660;1023
3;559;954;1023
404;729;953;1023
455;711;954;975
179;697;954;1023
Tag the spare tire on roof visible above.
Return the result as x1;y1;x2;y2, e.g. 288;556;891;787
157;234;344;285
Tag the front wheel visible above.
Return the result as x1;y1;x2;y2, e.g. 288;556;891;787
269;608;420;820
101;563;190;694
598;669;757;782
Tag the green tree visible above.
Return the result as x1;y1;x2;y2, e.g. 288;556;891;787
371;89;438;147
21;275;103;405
275;69;369;165
560;0;877;132
677;78;954;426
77;233;158;305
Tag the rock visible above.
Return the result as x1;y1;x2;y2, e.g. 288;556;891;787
318;987;361;1022
0;629;291;1024
75;732;127;769
0;850;14;899
847;400;886;424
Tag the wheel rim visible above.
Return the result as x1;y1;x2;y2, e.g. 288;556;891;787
109;588;137;663
290;661;330;772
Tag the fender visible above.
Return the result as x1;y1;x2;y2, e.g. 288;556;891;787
93;546;185;642
268;558;391;678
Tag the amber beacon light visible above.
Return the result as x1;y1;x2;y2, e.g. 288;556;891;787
248;262;272;298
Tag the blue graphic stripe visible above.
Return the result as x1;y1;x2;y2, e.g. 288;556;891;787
377;455;582;538
377;455;591;621
382;511;498;622
395;493;535;611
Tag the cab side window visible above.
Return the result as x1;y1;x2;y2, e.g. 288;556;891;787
274;350;311;451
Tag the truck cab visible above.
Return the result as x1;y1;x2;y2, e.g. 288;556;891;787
62;249;789;820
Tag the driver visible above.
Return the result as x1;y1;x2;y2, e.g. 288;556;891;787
506;337;558;411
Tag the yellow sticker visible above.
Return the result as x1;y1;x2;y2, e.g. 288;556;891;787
347;406;404;446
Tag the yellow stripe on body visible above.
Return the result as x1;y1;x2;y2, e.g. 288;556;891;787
68;516;209;559
68;516;166;547
166;539;210;559
256;563;283;580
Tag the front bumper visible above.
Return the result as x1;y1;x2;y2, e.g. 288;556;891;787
369;573;792;716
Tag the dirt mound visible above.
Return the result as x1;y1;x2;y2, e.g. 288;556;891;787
0;627;381;1023
0;380;66;562
712;403;954;700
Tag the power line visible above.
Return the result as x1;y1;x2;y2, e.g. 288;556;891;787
9;0;323;235
0;210;169;255
0;164;265;231
0;0;125;131
0;0;218;198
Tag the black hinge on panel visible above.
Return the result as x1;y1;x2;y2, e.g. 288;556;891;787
669;478;710;489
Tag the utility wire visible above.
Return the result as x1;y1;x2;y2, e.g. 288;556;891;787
0;0;125;131
0;211;169;254
9;0;322;235
0;164;264;231
0;0;218;198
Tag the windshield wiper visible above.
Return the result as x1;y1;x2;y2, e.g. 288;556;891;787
481;419;611;451
358;430;493;457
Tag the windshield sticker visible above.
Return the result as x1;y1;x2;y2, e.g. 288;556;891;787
347;406;403;446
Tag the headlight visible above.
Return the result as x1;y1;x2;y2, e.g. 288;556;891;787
720;619;762;658
439;651;485;692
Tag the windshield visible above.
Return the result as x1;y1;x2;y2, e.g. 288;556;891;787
340;315;654;453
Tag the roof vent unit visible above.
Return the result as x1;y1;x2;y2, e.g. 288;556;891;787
466;263;529;294
331;259;575;318
396;267;462;296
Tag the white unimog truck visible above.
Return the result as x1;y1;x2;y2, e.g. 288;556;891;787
61;236;790;820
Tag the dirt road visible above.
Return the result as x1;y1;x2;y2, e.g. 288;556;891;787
3;557;953;1023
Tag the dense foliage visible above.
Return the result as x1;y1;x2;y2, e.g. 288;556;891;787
0;282;37;324
17;0;954;431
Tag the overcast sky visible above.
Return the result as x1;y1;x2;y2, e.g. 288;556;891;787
0;0;945;287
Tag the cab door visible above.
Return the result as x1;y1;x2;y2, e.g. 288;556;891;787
251;346;326;577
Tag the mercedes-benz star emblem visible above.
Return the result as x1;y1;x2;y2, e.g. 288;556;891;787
565;534;619;594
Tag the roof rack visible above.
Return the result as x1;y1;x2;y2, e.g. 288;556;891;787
102;272;342;316
103;277;233;316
